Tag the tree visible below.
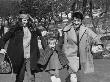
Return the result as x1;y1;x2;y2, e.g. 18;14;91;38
0;0;20;17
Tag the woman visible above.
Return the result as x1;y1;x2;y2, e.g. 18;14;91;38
0;12;46;82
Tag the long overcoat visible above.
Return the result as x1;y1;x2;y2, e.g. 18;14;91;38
0;24;46;74
63;23;101;73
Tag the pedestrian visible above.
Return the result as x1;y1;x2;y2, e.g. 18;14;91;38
63;11;102;82
37;29;69;82
0;10;46;82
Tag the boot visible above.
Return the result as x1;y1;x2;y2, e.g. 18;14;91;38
56;77;61;82
51;76;57;82
51;76;62;82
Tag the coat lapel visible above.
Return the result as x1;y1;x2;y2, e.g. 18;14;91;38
68;27;77;44
63;23;77;44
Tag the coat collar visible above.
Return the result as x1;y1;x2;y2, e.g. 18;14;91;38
63;23;73;32
63;23;87;43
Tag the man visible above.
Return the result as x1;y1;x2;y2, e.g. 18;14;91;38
63;11;102;82
0;11;46;82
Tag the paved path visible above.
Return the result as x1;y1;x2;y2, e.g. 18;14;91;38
0;68;69;82
0;59;110;82
80;59;110;82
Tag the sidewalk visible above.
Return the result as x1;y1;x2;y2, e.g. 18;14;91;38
0;59;110;82
0;68;69;82
80;59;110;82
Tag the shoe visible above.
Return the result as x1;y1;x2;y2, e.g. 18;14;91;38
51;76;61;82
51;76;57;82
70;73;77;82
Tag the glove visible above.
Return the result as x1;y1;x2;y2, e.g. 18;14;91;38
0;49;7;55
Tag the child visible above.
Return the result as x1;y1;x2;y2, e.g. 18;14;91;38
38;29;69;82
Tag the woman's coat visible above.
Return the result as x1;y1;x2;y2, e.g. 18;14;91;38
0;24;46;74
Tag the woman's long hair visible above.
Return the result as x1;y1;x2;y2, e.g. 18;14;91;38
15;17;35;31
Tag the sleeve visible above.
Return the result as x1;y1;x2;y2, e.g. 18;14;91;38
39;36;47;50
55;33;69;66
55;34;64;51
38;46;53;65
36;28;47;49
0;27;16;49
87;28;102;44
36;27;42;36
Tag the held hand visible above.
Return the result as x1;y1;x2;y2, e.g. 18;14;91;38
0;49;7;55
58;29;62;36
41;31;48;36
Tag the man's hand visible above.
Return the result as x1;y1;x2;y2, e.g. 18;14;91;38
0;49;7;55
91;45;103;53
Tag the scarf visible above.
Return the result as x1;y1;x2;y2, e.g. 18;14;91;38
23;27;31;58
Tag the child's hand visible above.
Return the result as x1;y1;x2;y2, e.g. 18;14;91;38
41;31;48;36
58;29;63;36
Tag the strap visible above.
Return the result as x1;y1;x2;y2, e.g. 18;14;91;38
79;29;87;43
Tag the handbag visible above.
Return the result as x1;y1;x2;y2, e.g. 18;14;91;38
0;53;13;74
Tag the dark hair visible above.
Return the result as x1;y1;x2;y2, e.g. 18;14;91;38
71;12;84;20
19;10;27;14
15;18;35;31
